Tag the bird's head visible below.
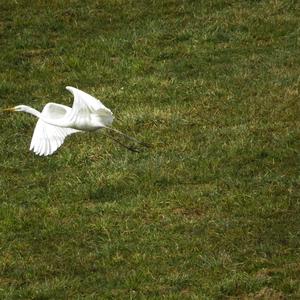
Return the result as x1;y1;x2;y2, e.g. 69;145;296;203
2;105;28;112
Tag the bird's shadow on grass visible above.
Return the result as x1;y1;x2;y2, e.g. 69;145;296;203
89;175;181;203
89;181;138;203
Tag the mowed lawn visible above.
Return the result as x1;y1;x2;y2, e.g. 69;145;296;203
0;1;299;299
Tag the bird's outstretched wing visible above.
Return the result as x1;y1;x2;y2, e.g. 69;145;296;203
30;119;79;156
65;86;114;128
66;86;112;114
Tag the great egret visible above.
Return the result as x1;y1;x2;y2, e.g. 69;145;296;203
2;86;146;156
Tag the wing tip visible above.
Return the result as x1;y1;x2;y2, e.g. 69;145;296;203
66;86;75;93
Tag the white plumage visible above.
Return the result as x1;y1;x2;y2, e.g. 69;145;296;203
30;113;80;156
4;86;116;156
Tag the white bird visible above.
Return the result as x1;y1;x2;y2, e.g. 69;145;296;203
2;86;146;156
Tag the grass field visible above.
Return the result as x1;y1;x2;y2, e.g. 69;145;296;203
0;0;299;298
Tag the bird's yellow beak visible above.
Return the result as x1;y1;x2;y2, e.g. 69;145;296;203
1;107;16;112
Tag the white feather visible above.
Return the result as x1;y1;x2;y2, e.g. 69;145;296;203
6;87;126;156
30;119;79;156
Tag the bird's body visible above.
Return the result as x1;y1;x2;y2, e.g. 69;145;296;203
33;87;114;130
3;86;121;156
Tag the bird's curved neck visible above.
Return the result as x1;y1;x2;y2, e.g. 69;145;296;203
22;106;41;118
21;105;69;127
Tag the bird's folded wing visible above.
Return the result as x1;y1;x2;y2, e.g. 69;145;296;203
30;119;79;156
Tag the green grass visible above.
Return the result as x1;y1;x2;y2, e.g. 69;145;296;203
0;0;299;298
